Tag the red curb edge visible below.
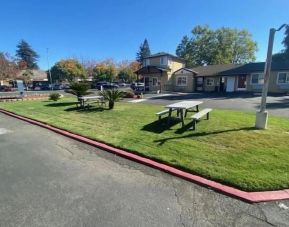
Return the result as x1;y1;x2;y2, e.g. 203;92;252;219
1;108;289;203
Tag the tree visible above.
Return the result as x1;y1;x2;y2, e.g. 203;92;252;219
100;89;124;109
176;25;257;67
117;60;139;82
50;59;87;83
283;25;289;56
82;59;97;78
65;82;92;98
136;39;151;65
16;40;39;69
93;59;117;82
272;25;289;62
0;52;19;80
176;36;194;67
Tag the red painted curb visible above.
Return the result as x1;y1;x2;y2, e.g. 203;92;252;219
1;108;289;203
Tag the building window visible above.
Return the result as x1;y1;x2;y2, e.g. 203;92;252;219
251;73;264;84
277;72;289;84
176;76;187;86
168;58;171;66
152;77;158;86
206;78;214;86
143;59;150;66
160;56;167;65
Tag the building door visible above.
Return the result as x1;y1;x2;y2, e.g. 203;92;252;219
195;77;204;91
144;77;150;91
226;77;235;92
237;75;247;91
219;77;225;92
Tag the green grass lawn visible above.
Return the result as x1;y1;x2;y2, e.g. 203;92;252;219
1;98;289;191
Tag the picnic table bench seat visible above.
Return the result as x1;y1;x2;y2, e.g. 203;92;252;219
156;108;177;120
190;108;213;130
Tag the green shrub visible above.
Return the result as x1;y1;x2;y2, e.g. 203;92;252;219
49;93;61;101
99;89;124;109
65;82;92;98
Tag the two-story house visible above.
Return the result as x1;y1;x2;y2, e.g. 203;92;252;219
135;52;185;92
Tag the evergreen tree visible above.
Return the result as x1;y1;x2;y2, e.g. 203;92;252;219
16;40;39;69
283;25;289;56
136;39;151;65
272;25;289;62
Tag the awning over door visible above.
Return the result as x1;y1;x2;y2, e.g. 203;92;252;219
134;66;168;75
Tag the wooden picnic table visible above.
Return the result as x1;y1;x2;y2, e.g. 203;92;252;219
78;95;104;108
165;101;203;127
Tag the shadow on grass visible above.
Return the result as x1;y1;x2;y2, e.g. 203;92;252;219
154;127;256;145
174;121;195;134
64;106;107;112
141;117;181;134
45;102;77;107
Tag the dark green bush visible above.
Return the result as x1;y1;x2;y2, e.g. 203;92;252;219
99;89;124;109
49;93;61;101
65;82;92;98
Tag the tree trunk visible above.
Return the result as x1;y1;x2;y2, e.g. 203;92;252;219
109;101;114;109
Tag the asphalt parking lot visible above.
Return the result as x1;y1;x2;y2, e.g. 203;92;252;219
142;92;289;118
1;113;289;226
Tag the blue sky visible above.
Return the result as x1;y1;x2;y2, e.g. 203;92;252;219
0;0;288;69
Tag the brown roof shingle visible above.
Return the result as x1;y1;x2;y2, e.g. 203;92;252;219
192;64;242;77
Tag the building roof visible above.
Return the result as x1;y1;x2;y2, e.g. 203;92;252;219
134;65;169;74
173;68;198;74
220;62;289;75
144;52;185;63
192;64;242;77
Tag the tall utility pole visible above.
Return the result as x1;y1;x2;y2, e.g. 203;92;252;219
46;48;53;90
255;24;287;129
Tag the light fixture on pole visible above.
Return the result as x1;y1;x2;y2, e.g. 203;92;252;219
46;48;53;90
255;24;287;129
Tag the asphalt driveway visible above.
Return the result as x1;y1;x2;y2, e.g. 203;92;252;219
0;113;289;226
142;92;289;118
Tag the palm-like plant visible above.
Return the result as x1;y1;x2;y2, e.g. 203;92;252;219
65;82;92;98
100;89;124;109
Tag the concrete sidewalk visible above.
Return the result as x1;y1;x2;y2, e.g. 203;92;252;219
0;113;288;226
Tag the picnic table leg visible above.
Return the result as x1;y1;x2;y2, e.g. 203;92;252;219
167;108;173;125
184;109;188;117
180;109;185;127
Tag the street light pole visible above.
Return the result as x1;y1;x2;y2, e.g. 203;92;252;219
255;24;287;129
46;48;53;90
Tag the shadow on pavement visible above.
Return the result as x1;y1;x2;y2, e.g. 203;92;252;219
149;92;289;102
257;97;289;109
149;92;262;101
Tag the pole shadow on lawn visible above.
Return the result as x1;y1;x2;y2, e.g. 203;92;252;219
153;127;256;145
